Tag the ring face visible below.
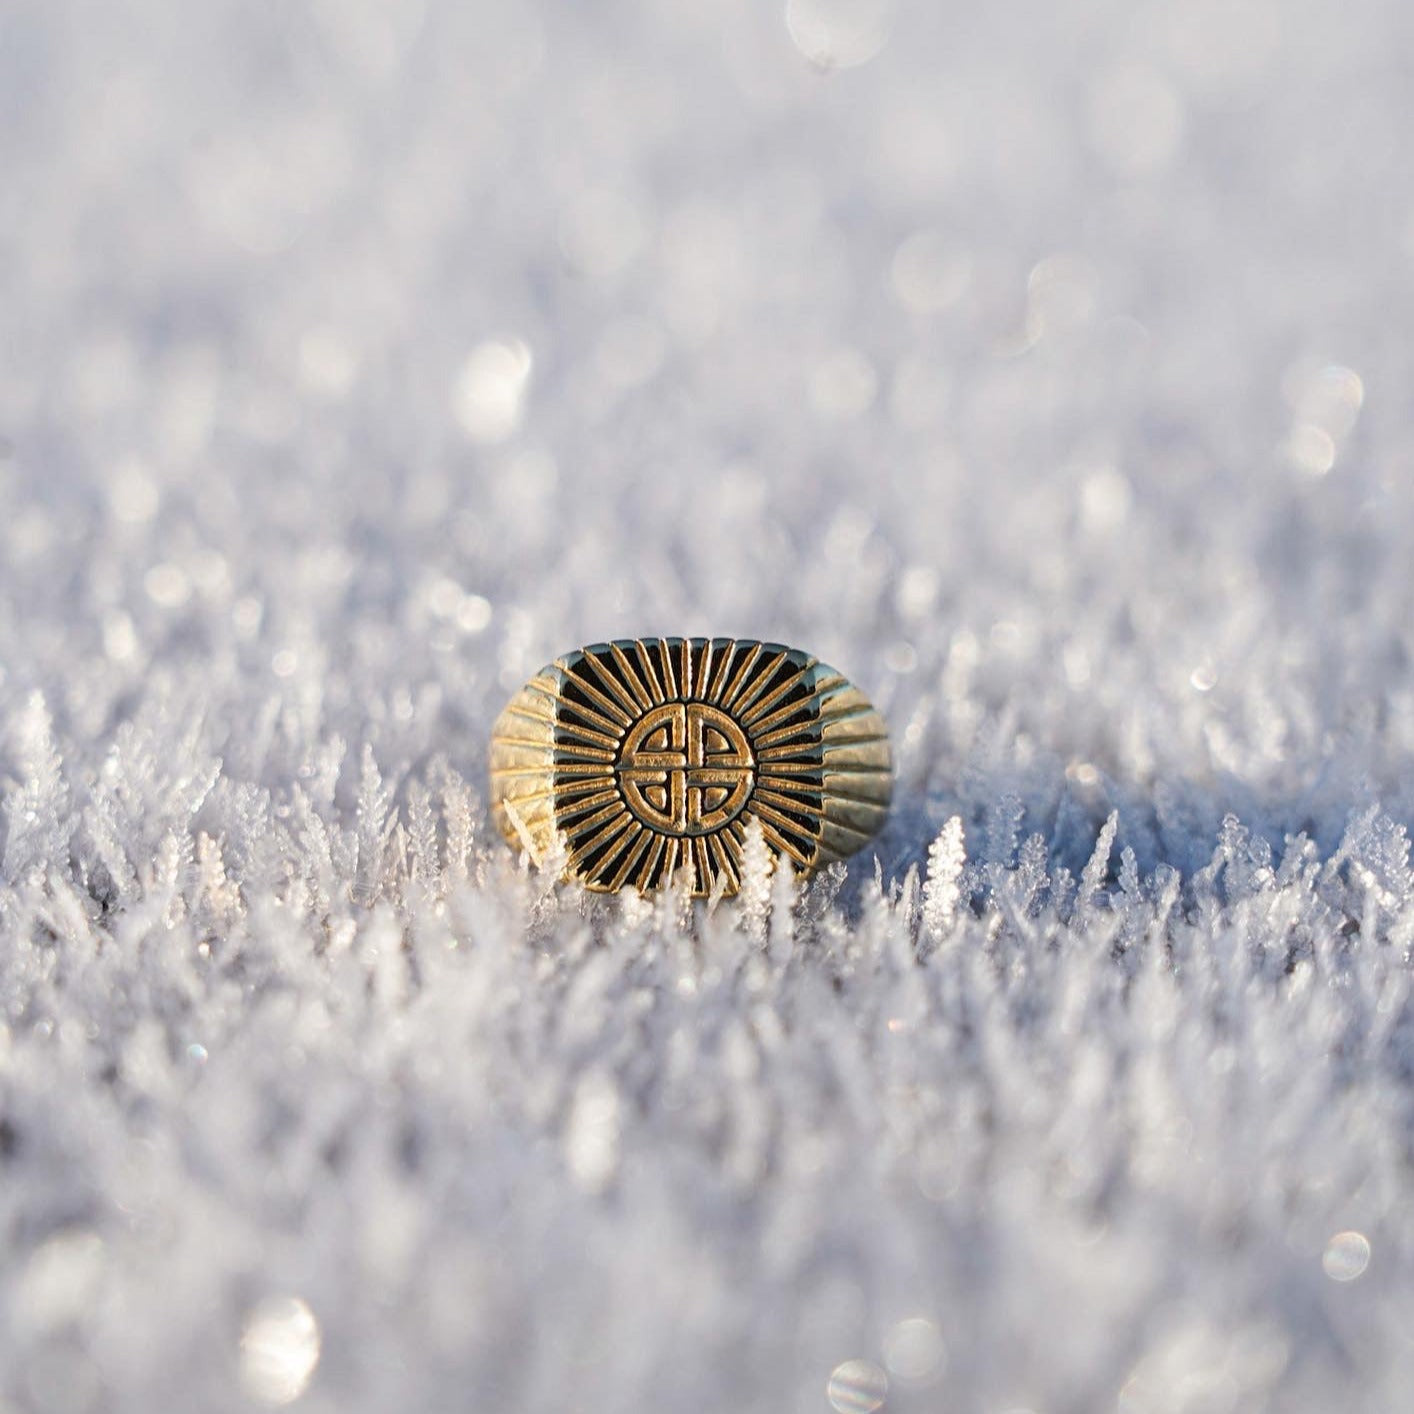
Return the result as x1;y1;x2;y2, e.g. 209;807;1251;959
489;638;892;897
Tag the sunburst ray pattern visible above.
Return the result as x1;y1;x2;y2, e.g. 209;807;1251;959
490;638;891;896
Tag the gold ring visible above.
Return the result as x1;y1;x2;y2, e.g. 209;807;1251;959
489;637;892;896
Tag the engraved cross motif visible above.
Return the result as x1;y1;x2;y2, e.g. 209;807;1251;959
616;701;755;835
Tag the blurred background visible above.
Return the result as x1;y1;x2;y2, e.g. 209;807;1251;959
5;0;1414;847
3;1;1414;1411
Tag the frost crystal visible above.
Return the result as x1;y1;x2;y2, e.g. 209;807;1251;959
2;693;69;882
921;815;966;943
736;815;775;943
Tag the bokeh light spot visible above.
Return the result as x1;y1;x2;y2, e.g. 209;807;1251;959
883;1316;947;1384
826;1358;888;1412
453;340;533;444
786;0;895;71
1322;1230;1371;1282
239;1295;322;1406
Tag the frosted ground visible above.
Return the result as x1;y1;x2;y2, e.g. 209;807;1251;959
3;0;1414;1409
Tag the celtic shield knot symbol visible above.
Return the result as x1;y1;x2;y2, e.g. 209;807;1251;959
616;702;755;835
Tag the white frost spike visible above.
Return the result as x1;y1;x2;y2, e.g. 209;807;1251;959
501;797;541;866
737;816;775;942
2;691;70;882
194;831;241;926
922;816;966;942
985;793;1024;868
354;744;395;906
768;850;798;961
438;765;478;887
1079;810;1119;913
618;883;653;928
404;780;439;906
531;829;570;924
150;829;188;927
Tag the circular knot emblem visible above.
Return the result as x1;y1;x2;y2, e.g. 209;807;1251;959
615;701;755;836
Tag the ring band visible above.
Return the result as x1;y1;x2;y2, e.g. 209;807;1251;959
489;637;892;896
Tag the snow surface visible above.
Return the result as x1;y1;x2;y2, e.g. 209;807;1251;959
3;0;1414;1410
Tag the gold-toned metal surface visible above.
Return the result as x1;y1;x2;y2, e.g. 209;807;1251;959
489;637;892;896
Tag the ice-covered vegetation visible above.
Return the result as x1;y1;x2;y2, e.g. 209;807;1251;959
3;697;1413;1411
